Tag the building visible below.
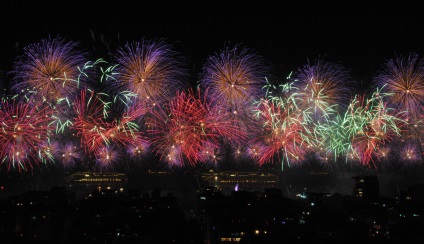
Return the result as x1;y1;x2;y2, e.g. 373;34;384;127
64;172;127;199
65;172;127;186
199;170;279;194
352;175;379;200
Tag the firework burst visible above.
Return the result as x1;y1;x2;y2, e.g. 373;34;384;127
147;88;245;167
374;53;424;120
398;143;421;166
0;101;54;171
200;142;223;166
253;93;313;168
95;146;120;168
126;140;150;159
10;35;89;106
3;35;424;173
113;38;189;106
293;58;354;123
199;44;270;132
317;88;406;167
73;89;147;161
373;146;392;168
59;142;83;167
37;140;59;163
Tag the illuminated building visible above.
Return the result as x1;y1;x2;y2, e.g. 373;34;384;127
199;170;279;194
352;175;379;200
64;172;127;190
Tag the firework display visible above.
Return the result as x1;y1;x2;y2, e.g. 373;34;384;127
72;88;148;167
253;91;313;168
146;88;245;167
293;58;355;123
10;36;90;106
0;36;423;172
374;53;424;120
315;88;406;167
373;53;424;152
113;38;189;106
0;101;55;171
199;44;270;133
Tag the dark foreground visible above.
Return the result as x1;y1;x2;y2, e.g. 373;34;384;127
1;181;423;244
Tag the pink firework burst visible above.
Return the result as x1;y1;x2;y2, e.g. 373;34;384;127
231;143;249;163
200;141;222;166
38;140;59;163
147;88;245;167
73;89;109;155
164;145;184;167
126;139;150;159
73;89;147;157
0;101;54;171
399;144;421;167
95;146;120;168
246;142;266;161
60;143;83;167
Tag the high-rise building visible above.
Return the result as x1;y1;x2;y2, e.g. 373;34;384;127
352;175;379;200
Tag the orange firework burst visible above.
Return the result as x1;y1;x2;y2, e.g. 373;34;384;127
10;35;89;105
113;38;189;105
374;53;424;120
200;44;270;105
199;44;270;132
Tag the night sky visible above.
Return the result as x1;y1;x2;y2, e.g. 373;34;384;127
1;1;424;197
2;2;424;88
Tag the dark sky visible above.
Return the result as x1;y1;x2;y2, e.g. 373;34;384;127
1;1;424;88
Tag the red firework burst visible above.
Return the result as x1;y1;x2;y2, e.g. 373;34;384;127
346;92;406;167
73;89;148;158
254;98;312;166
147;88;245;166
0;101;54;171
